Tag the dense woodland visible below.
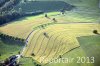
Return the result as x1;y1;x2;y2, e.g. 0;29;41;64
0;0;43;25
0;0;21;25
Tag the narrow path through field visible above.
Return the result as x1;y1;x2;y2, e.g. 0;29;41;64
17;22;99;63
16;29;35;62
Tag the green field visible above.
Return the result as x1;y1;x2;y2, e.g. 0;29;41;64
77;35;100;66
0;39;24;60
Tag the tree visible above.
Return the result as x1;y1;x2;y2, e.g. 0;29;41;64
0;33;4;37
0;0;10;7
0;0;20;13
0;0;21;25
61;8;66;15
21;39;25;42
4;58;10;65
31;53;35;56
59;55;62;58
0;54;1;56
41;25;45;29
52;18;57;22
15;37;19;40
36;64;41;66
9;36;13;39
43;32;49;38
93;30;99;34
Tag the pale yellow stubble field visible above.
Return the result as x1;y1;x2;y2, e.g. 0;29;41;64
23;23;100;64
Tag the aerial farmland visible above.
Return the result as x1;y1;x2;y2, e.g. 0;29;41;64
0;0;100;66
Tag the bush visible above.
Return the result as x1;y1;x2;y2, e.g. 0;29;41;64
0;33;25;43
0;54;1;56
93;30;98;34
31;53;35;56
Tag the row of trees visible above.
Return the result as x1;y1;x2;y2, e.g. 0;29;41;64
0;33;25;42
93;30;99;34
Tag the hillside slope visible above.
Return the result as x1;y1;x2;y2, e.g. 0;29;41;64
15;1;75;12
0;0;100;66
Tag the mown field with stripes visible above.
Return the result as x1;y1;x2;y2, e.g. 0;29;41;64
22;23;100;64
0;0;100;66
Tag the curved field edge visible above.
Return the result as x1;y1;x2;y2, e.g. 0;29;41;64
0;0;100;66
77;35;100;66
22;23;100;64
0;9;100;39
0;12;60;39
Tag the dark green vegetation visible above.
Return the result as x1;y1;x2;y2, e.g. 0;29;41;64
0;0;43;25
0;0;20;12
15;1;75;12
0;38;24;60
0;32;25;61
0;0;100;66
93;30;99;34
0;0;21;25
0;0;75;25
0;33;25;42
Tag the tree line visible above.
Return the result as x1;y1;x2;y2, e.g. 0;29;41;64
0;33;25;43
